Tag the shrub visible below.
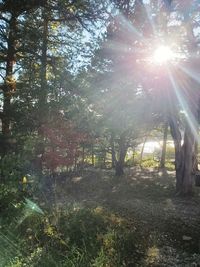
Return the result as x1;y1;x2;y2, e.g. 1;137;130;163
4;205;148;267
141;158;159;168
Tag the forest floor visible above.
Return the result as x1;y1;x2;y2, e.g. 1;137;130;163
43;167;200;266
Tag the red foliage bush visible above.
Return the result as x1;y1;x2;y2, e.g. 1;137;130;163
41;114;87;172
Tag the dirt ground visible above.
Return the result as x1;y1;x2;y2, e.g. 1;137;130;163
47;167;200;266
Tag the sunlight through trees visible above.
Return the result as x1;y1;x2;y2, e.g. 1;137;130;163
1;0;200;265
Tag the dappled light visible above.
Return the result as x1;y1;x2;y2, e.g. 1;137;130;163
1;0;200;266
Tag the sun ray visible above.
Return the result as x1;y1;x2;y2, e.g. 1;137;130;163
167;68;200;143
174;67;200;120
178;64;200;85
104;39;135;53
143;2;156;35
0;232;21;255
118;13;146;42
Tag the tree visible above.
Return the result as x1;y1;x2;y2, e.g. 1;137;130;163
81;51;152;175
164;0;200;195
160;121;168;169
0;0;109;175
107;0;200;195
0;0;47;156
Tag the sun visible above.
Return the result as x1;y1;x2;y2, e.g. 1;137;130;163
153;45;174;64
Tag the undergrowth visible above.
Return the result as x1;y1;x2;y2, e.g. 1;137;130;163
0;184;149;267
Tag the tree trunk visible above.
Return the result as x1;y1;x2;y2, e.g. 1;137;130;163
110;132;116;168
192;141;198;174
180;125;195;196
36;8;48;172
103;151;106;168
1;14;17;155
115;161;124;176
39;8;48;121
160;121;168;168
140;135;148;164
91;143;94;166
169;117;183;194
115;133;127;176
169;117;196;196
132;147;135;165
82;145;85;165
74;148;78;171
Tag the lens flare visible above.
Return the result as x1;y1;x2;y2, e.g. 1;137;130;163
153;45;174;64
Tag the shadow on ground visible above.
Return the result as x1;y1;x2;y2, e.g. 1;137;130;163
39;167;200;266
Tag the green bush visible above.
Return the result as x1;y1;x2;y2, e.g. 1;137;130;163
140;158;175;170
0;184;25;225
165;146;175;160
165;161;175;171
141;158;159;168
0;154;28;183
4;206;148;267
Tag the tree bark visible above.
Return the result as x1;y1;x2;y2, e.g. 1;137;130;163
91;143;94;166
82;145;85;165
115;161;124;176
103;150;106;168
39;8;48;121
180;124;195;195
35;7;48;172
169;117;196;196
74;148;78;171
110;131;116;168
140;135;148;164
115;132;128;176
193;141;198;174
1;14;17;155
160;121;168;168
169;117;183;194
